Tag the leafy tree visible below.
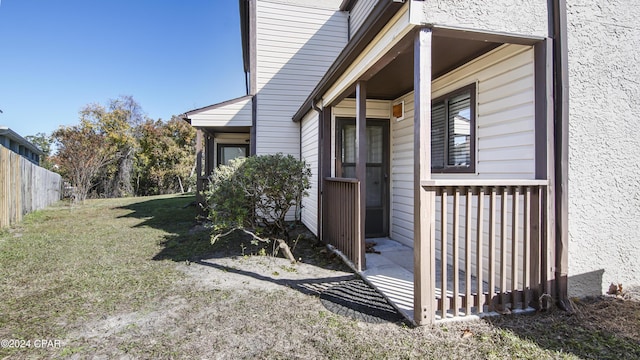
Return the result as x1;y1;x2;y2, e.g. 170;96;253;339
50;96;195;198
51;120;113;202
135;116;196;195
25;132;55;170
80;96;144;197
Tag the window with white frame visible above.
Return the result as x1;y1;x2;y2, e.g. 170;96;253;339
431;83;476;173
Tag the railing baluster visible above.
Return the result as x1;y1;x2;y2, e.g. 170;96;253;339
501;187;508;308
523;186;532;309
342;182;347;260
350;182;355;264
511;186;520;308
355;180;362;271
344;182;348;259
465;187;472;316
489;187;496;311
530;186;541;299
453;188;460;316
441;187;448;318
476;187;485;313
352;182;356;264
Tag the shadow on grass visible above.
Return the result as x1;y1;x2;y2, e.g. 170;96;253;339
485;297;640;359
114;194;406;324
115;194;216;262
195;260;405;324
115;195;640;352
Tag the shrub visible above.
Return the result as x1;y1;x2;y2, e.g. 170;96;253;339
205;157;253;228
205;153;311;240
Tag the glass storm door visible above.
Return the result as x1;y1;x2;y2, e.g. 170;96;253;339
336;118;390;237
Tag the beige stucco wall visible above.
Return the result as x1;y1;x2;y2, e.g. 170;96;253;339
566;0;640;297
409;0;547;37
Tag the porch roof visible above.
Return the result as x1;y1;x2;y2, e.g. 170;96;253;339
292;4;545;122
181;95;253;128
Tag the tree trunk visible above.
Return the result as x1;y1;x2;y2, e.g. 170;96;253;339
276;239;296;263
109;147;134;197
177;175;184;193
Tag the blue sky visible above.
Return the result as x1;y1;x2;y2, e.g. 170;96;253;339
0;0;246;138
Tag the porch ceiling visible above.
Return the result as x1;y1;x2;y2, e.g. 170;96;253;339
345;35;500;101
200;126;251;136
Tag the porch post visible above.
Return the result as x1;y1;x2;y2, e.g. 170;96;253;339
356;81;367;270
413;28;435;325
534;38;557;299
318;107;332;243
551;0;570;310
195;128;204;211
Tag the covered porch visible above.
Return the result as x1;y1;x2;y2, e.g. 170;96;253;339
300;5;562;325
328;179;550;323
181;96;255;207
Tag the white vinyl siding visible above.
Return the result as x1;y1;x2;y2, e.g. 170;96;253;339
188;97;252;127
389;44;536;246
300;110;319;235
332;99;390;119
432;44;536;179
350;0;378;36
255;0;347;157
390;93;415;246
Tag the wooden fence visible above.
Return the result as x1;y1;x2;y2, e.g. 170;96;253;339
0;146;62;228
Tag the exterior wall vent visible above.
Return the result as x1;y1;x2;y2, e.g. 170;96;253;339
393;101;405;121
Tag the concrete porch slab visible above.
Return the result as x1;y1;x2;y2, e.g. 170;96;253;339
362;238;415;322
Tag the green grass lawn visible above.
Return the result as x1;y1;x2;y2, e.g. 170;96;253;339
0;194;638;359
0;194;212;357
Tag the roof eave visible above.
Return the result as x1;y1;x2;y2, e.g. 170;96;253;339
181;95;254;122
239;0;250;74
339;0;357;11
0;126;45;156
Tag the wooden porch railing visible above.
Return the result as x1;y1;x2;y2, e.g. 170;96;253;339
322;177;364;271
422;179;549;320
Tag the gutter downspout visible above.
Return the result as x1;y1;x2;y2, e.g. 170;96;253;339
550;0;571;311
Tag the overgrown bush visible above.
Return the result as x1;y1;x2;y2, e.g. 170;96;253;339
205;153;311;241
